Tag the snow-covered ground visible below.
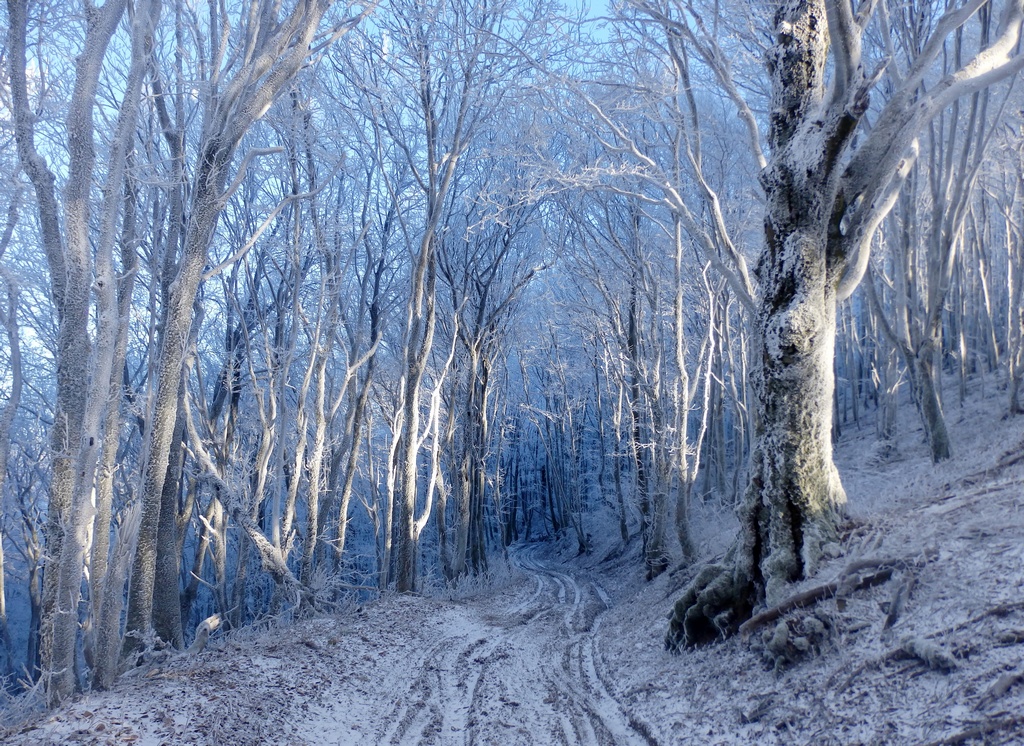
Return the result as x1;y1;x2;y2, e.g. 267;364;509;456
3;381;1024;745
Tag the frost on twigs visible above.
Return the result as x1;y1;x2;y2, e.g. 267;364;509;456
900;636;958;672
750;611;834;672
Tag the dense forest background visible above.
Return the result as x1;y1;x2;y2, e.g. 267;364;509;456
1;0;1024;706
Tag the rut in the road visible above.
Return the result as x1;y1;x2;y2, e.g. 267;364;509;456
374;544;659;746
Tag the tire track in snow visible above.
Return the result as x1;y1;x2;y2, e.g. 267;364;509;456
504;543;660;746
301;543;660;745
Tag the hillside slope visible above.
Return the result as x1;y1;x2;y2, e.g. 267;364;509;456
3;384;1024;745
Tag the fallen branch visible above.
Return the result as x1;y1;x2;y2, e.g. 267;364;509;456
738;570;883;638
918;716;1024;746
835;637;957;693
739;552;935;639
976;669;1024;710
832;648;902;692
186;614;222;655
929;600;1024;640
996;628;1024;645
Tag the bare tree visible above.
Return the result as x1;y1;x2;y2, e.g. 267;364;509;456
124;0;371;654
7;0;164;701
864;5;1009;461
667;0;1024;650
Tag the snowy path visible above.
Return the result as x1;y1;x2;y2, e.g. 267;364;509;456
4;542;661;746
303;543;659;746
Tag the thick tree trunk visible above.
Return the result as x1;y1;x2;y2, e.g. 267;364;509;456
9;0;113;697
668;238;847;647
667;0;853;649
88;167;140;675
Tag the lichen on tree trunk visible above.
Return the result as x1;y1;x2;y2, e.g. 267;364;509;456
667;0;852;650
667;253;847;648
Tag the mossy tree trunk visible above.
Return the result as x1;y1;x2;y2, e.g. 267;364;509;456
667;0;868;649
667;0;1024;650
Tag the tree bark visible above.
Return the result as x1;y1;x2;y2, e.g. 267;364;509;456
667;0;1024;650
152;401;186;648
668;0;852;649
125;0;349;653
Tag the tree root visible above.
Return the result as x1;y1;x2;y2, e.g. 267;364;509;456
738;552;934;639
738;564;893;638
665;561;755;651
666;550;937;651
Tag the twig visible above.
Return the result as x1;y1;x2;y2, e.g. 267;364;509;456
835;636;957;693
960;434;1024;484
832;648;903;692
929;600;1024;640
917;716;1024;746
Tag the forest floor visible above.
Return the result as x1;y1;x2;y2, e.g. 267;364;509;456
3;381;1024;745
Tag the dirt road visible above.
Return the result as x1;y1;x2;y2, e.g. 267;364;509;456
306;543;659;746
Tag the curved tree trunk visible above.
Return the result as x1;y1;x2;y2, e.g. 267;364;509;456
668;0;852;649
668;233;848;647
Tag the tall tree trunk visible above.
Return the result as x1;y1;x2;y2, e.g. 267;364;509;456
0;215;23;679
394;249;436;593
152;402;186;648
88;166;141;673
125;153;228;656
668;0;852;648
125;0;348;653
